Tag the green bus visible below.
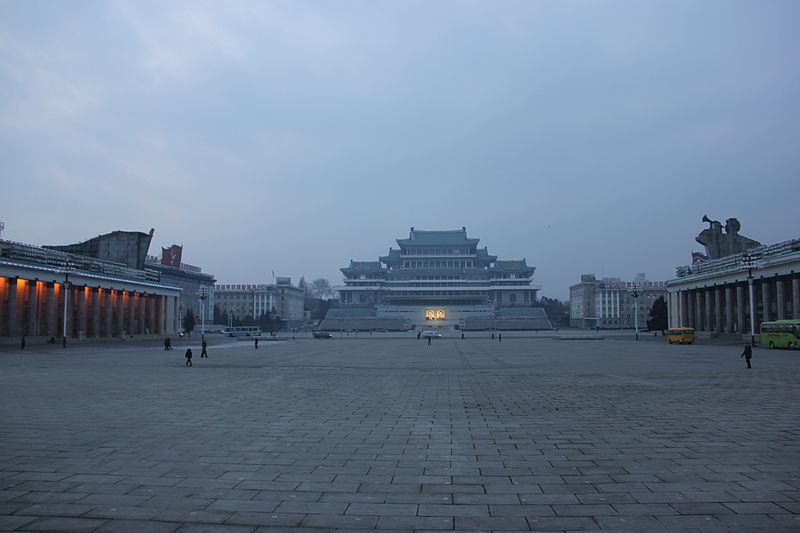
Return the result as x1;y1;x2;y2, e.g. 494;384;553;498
760;320;800;350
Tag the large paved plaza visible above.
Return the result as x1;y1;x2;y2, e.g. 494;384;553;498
1;335;799;532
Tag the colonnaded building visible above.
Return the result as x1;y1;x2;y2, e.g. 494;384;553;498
569;273;667;329
214;277;306;327
319;227;552;331
667;217;800;336
0;229;206;344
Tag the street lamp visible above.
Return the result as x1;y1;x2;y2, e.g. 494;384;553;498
198;287;208;340
742;252;761;348
62;260;71;348
631;286;640;341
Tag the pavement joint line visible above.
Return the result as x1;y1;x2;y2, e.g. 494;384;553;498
0;336;797;531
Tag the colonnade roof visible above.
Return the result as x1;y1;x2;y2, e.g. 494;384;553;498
670;238;800;285
0;239;182;293
1;240;159;280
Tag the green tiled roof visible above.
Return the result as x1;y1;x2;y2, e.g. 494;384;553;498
494;260;529;270
341;261;384;273
379;249;402;263
396;228;479;247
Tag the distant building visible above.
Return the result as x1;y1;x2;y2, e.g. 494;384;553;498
667;238;800;334
214;277;305;327
1;232;181;341
145;245;216;326
570;273;667;329
323;227;550;331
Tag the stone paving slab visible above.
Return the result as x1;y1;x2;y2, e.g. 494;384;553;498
1;337;799;531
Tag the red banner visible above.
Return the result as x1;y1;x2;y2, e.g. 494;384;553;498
161;244;183;268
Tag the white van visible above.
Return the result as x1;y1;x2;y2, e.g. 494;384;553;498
422;330;442;338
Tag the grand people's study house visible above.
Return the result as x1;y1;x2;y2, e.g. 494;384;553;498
320;227;552;332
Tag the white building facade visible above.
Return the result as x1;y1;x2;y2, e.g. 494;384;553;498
215;277;305;326
570;273;667;329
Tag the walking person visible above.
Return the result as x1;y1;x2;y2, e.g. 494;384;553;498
255;337;259;349
185;348;193;366
741;344;753;369
461;332;465;340
164;337;172;351
200;338;208;358
427;335;431;346
417;331;421;340
20;336;25;350
491;332;495;340
498;333;502;342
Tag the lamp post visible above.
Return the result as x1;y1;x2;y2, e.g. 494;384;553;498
198;287;208;341
742;252;760;348
62;260;71;348
631;286;640;341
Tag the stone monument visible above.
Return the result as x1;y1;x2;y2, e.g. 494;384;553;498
695;215;761;260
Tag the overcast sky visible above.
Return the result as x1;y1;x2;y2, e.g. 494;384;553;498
2;1;798;299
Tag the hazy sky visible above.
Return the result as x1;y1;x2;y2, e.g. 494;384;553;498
2;1;798;299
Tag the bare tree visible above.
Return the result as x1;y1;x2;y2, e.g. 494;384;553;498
309;278;332;299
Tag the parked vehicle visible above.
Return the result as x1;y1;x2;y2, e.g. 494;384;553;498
760;320;800;349
313;331;333;339
422;330;442;339
221;326;262;337
666;327;695;344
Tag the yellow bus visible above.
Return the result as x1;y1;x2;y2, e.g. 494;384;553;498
666;327;695;345
760;320;800;350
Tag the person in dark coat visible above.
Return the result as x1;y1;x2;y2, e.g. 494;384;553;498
498;333;502;342
164;337;172;351
185;348;193;366
201;338;208;358
427;335;431;345
741;344;753;369
255;337;259;349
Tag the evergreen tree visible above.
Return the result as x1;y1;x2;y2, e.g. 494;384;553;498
184;309;196;337
647;296;668;333
536;297;571;327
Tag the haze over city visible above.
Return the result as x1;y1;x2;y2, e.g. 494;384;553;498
2;1;798;299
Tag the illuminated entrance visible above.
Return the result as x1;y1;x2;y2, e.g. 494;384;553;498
425;309;446;321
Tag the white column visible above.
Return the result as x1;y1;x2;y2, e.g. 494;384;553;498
7;279;18;337
28;280;39;336
78;287;88;337
725;286;734;333
128;292;137;335
116;290;125;337
736;284;745;334
680;290;689;327
776;279;786;320
46;283;56;337
105;290;113;337
761;281;771;324
91;288;100;337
